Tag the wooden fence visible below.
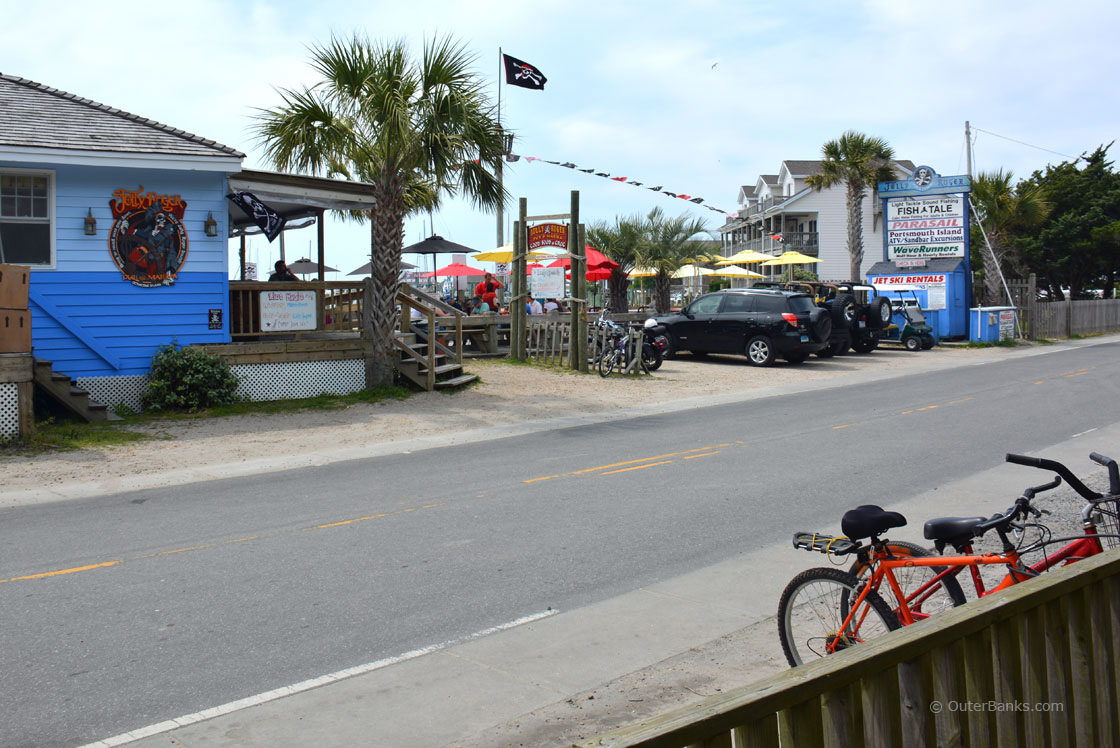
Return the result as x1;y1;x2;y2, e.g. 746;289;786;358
578;548;1120;748
527;317;573;366
1005;275;1120;339
1031;299;1120;339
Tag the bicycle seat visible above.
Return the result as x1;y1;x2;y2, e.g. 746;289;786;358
841;505;906;540
923;516;987;544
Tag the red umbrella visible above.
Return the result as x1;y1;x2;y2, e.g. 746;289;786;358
546;245;620;271
586;267;614;281
525;263;544;273
418;262;486;278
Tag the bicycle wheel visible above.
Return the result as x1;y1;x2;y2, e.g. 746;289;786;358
778;567;899;667
598;350;617;377
849;540;967;619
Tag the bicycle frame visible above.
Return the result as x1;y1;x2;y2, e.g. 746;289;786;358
834;551;1023;650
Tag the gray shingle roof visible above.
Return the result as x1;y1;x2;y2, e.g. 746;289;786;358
782;160;824;177
760;174;778;184
0;73;244;159
740;185;756;196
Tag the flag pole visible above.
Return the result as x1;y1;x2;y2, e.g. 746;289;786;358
496;47;504;253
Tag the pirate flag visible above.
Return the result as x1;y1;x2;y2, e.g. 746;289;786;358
227;191;286;242
503;54;547;90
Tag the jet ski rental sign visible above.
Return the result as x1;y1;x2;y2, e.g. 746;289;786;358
879;166;971;262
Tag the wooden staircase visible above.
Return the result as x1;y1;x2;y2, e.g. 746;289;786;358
394;286;478;391
33;359;122;422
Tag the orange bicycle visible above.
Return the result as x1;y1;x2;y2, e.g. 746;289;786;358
778;451;1120;666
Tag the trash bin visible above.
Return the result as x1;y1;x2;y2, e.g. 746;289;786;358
969;306;1016;342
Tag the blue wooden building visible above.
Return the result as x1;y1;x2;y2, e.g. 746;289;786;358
0;73;245;412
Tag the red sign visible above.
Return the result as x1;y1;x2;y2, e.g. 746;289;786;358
527;222;568;250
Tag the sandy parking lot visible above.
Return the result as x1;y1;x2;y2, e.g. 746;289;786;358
2;345;1000;503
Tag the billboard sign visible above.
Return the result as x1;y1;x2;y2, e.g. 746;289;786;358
886;193;967;261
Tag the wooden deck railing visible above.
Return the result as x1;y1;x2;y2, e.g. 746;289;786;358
229;281;365;338
577;548;1120;747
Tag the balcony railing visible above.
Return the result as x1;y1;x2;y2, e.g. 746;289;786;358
732;232;819;257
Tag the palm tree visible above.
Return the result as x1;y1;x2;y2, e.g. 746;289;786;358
588;214;646;313
255;35;505;387
805;131;896;281
970;169;1051;304
638;207;710;313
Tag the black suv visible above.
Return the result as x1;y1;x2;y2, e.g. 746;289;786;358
650;289;832;366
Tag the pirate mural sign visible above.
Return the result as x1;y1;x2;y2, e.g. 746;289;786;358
107;186;189;287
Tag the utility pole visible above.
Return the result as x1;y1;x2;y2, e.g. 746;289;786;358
496;146;504;250
965;121;973;178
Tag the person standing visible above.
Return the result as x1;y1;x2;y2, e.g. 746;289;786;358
474;272;503;309
529;298;543;315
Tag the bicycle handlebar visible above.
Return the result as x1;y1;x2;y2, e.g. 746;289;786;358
1005;453;1103;500
1089;452;1120;494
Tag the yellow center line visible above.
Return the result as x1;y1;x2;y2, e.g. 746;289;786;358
918;405;938;411
900;410;914;415
601;460;674;475
316;512;390;529
154;545;213;557
947;397;975;404
1034;381;1045;385
525;443;732;483
1063;372;1088;378
683;451;720;460
569;444;730;474
0;560;120;583
832;424;853;430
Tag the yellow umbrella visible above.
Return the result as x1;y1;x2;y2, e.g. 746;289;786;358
715;249;772;265
710;265;764;278
671;264;714;279
628;266;658;277
760;250;822;266
473;245;557;263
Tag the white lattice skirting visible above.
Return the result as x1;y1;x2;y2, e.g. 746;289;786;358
231;359;365;402
77;375;149;415
0;382;18;440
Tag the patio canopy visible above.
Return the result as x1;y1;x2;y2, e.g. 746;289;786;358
227;169;378;281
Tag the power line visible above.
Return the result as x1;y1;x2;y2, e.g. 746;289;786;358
971;127;1076;160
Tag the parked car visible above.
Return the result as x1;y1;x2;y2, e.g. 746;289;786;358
648;289;833;366
754;281;892;356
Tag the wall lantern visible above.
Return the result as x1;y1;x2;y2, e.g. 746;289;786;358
83;208;97;235
203;211;218;237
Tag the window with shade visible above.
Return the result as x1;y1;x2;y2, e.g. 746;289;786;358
0;172;53;266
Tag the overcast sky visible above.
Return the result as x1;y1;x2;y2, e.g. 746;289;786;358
2;0;1116;278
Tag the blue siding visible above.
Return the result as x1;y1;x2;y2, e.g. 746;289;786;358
29;272;229;377
1;160;236;378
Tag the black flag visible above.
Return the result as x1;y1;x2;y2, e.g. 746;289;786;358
227;191;285;242
503;54;547;90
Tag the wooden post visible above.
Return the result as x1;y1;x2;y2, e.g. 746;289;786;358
576;223;588;373
513;196;528;359
239;235;247;281
317;208;326;282
569;191;581;371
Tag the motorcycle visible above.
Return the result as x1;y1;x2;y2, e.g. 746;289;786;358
642;318;670;371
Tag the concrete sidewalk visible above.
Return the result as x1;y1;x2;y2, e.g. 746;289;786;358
98;415;1120;748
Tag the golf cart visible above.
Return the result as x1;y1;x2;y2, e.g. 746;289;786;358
873;285;937;351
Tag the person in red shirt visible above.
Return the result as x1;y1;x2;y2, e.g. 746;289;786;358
474;272;503;309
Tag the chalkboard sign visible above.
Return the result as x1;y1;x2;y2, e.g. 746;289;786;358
260;290;316;331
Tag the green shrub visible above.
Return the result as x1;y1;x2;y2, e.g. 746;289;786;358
142;345;240;412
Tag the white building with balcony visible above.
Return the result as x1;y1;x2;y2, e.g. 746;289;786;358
717;159;916;281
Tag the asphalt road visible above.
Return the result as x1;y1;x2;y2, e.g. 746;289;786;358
3;341;1119;746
